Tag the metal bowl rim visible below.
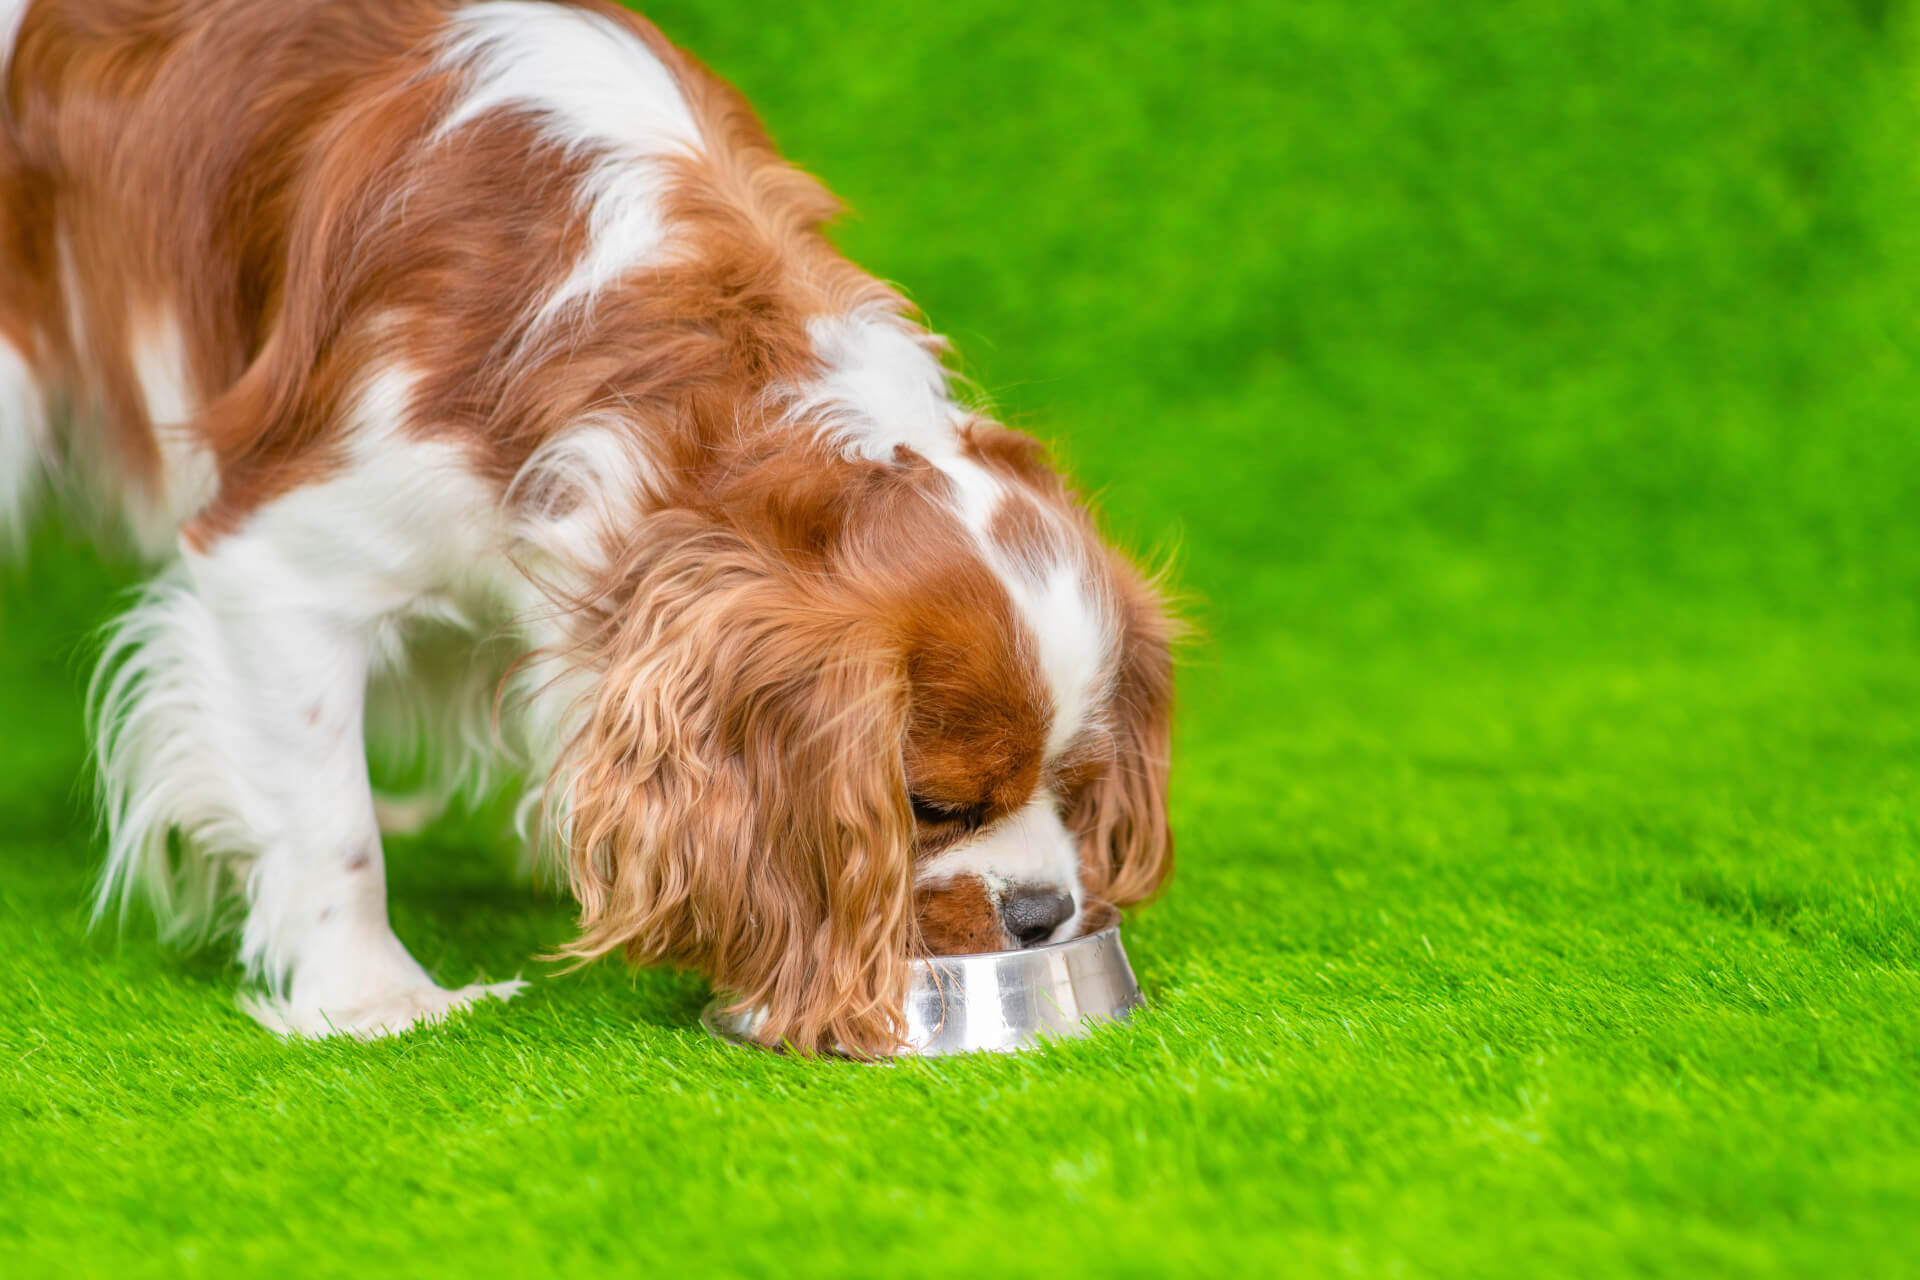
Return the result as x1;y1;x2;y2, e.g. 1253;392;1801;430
700;905;1138;1056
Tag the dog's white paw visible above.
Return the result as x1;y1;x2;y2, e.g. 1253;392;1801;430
242;976;528;1040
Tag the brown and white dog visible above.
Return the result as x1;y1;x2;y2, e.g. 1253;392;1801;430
0;0;1173;1053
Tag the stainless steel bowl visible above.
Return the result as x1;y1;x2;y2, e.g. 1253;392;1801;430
700;904;1143;1057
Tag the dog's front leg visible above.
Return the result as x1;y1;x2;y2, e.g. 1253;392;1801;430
96;535;524;1039
225;587;524;1038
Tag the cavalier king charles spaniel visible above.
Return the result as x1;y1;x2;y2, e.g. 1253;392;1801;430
0;0;1173;1053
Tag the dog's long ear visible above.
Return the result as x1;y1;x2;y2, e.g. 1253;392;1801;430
1072;556;1175;907
554;514;914;1055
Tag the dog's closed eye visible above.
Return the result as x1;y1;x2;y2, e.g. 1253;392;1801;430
909;793;988;829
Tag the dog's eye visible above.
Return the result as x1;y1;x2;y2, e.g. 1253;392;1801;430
910;794;956;825
909;794;986;828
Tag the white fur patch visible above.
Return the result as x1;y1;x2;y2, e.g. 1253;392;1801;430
934;453;1004;541
90;563;271;941
0;338;45;548
509;416;661;579
226;369;500;609
790;307;964;460
130;316;194;429
0;0;27;65
129;313;219;548
440;1;702;324
934;456;1115;757
1005;557;1113;755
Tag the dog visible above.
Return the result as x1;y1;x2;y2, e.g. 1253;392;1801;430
0;0;1173;1053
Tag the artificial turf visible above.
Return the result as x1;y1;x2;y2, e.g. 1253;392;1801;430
5;0;1920;1274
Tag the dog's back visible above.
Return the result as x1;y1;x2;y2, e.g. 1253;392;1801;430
0;0;519;555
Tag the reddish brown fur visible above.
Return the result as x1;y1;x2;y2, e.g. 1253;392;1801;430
1;0;1174;1054
913;876;1001;955
1072;550;1177;907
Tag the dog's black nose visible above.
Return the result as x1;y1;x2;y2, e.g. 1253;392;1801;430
1001;885;1076;948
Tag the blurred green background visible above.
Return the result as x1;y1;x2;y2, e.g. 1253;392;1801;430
5;0;1920;1274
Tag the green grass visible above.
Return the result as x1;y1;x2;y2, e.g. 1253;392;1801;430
6;0;1920;1274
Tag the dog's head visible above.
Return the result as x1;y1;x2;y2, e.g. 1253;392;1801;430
553;425;1172;1054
